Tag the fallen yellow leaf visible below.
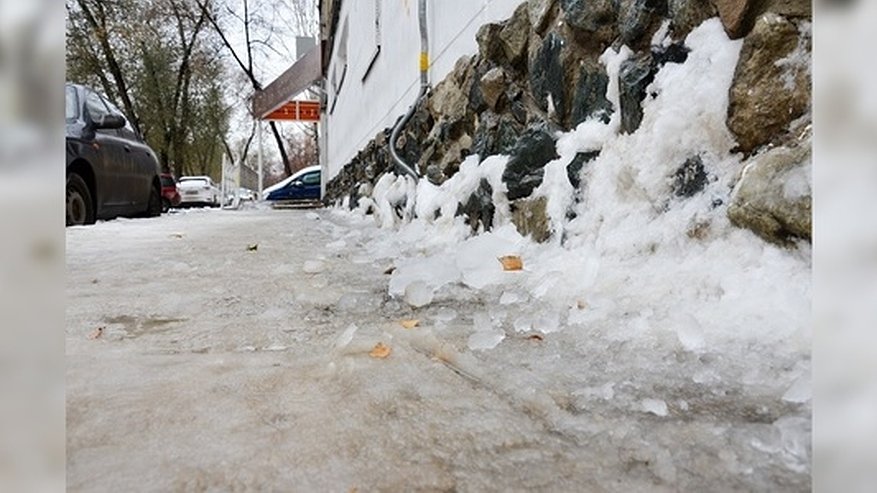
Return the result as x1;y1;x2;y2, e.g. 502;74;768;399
88;327;104;340
498;255;523;271
400;319;419;329
369;342;391;359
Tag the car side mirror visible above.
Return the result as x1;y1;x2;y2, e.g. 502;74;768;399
93;113;126;130
291;180;304;188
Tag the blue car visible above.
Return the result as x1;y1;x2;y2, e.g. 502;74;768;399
264;165;321;201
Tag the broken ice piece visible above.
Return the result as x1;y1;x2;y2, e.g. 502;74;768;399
303;260;326;274
467;329;505;350
499;291;522;305
336;324;358;349
642;398;669;416
404;281;434;308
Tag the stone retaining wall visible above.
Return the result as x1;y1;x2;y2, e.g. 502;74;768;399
325;0;811;246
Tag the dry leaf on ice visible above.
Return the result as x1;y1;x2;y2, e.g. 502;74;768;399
383;266;397;275
527;334;544;342
246;244;259;251
369;342;392;359
575;299;588;310
498;255;523;271
399;319;419;329
169;233;185;239
88;327;104;340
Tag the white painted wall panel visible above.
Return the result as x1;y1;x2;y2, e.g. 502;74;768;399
325;0;525;181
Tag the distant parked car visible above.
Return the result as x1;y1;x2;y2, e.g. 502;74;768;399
160;173;181;212
65;83;162;225
264;165;321;201
238;188;256;201
223;187;256;206
177;176;220;207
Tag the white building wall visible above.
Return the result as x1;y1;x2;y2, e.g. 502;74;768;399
324;0;525;181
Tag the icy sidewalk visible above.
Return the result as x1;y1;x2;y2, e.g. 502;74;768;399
320;202;811;489
320;20;811;489
66;207;809;491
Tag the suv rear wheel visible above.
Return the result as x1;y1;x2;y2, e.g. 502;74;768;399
66;173;95;226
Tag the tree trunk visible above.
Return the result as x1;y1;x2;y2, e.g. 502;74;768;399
269;121;292;176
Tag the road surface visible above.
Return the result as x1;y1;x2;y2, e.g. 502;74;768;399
66;207;809;491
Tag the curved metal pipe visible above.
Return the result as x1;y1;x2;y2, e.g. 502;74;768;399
389;0;429;180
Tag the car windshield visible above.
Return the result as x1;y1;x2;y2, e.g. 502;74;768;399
65;86;79;122
180;178;208;186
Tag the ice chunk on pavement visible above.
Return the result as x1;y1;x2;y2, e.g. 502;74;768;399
472;311;494;330
404;281;434;308
535;311;563;334
499;291;522;305
336;292;363;312
575;383;615;401
433;308;457;323
467;329;506;351
526;247;599;301
775;416;810;473
642;398;669;416
303;260;326;274
388;255;459;298
336;324;358;349
675;314;705;352
515;310;563;334
781;375;811;403
455;227;523;289
513;314;535;333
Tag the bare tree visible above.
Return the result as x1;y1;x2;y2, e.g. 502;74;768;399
69;0;142;134
194;0;318;177
67;0;231;177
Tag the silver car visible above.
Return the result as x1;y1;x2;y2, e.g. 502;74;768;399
177;176;220;207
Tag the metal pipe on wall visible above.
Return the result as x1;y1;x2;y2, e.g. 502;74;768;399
388;0;429;181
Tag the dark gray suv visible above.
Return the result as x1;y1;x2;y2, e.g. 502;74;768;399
65;83;162;226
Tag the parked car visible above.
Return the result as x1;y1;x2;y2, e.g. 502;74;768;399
223;187;256;206
238;188;256;201
177;176;220;207
160;173;181;212
65;83;162;225
264;165;321;201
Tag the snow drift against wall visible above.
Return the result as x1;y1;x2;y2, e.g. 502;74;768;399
331;18;810;481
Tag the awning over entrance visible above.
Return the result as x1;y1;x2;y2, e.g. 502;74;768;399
252;45;321;121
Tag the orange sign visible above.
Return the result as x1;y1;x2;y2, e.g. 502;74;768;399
265;100;320;122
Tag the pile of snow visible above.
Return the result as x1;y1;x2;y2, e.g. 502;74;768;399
333;18;809;365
